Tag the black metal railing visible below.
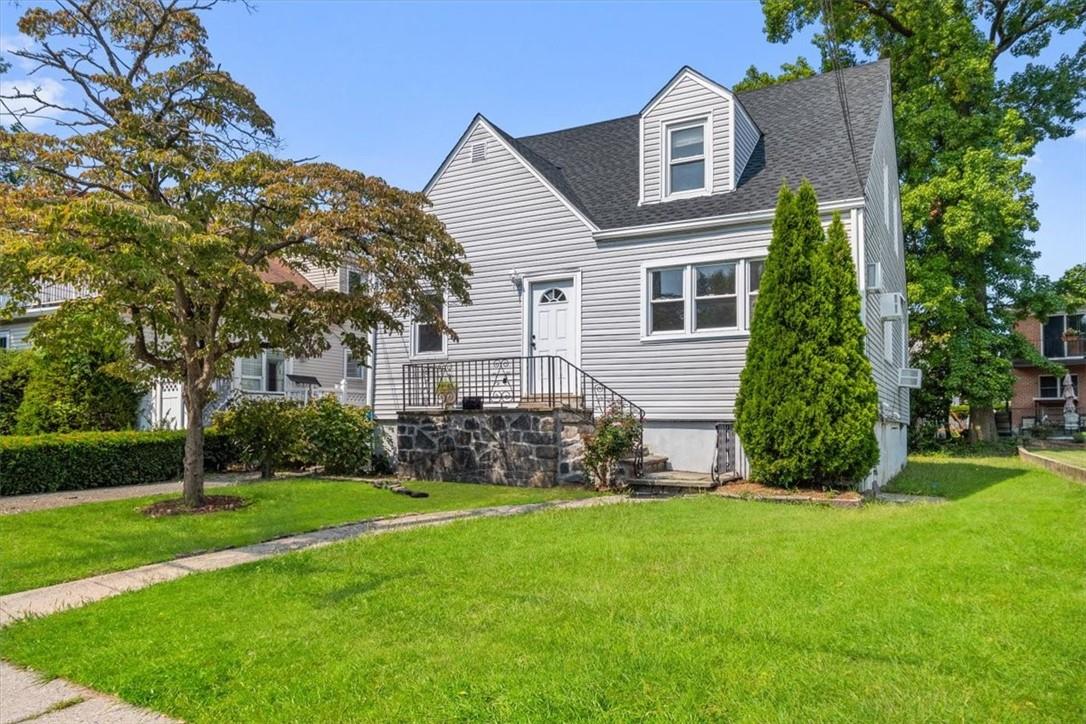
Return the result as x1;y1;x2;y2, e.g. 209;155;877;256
402;355;646;475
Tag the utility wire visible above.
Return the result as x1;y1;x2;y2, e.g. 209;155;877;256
822;0;865;192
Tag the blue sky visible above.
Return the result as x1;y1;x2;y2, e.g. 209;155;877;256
3;1;1083;278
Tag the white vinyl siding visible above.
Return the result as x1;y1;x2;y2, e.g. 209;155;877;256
374;117;857;422
863;85;909;423
0;320;35;349
642;73;733;202
732;101;760;184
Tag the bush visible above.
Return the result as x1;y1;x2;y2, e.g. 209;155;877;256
1072;431;1085;444
0;429;235;496
297;396;376;475
0;349;35;435
213;397;301;478
13;309;143;434
581;406;642;491
735;183;878;488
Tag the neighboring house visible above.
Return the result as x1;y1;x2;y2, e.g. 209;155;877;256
0;262;368;430
374;60;913;489
1010;311;1085;431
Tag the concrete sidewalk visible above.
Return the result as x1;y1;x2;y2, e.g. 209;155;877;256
0;472;320;515
0;662;176;723
0;495;645;626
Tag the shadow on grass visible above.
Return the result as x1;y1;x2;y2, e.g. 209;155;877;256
885;459;1026;500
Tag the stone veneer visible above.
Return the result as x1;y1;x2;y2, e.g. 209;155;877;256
397;409;593;487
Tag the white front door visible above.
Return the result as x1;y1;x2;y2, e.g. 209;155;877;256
529;279;575;398
530;279;574;360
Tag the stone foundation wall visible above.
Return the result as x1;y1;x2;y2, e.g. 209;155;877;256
397;409;592;487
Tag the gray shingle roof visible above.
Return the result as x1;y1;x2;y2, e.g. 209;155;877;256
505;59;889;230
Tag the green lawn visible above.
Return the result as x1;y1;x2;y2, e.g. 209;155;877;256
2;456;1084;721
1031;447;1086;469
0;479;592;595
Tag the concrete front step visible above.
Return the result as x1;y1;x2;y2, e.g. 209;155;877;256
628;471;718;494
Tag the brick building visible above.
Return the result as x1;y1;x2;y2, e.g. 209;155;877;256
1010;311;1085;431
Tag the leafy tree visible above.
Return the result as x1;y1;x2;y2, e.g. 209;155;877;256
734;56;817;91
1056;263;1086;312
0;349;35;435
14;306;144;434
0;1;470;506
753;0;1086;442
738;182;876;487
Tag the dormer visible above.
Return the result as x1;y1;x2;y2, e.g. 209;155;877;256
639;67;761;205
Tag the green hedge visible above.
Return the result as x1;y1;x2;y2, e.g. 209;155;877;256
0;429;236;496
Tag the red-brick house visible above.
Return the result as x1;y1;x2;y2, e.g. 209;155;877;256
1010;311;1085;431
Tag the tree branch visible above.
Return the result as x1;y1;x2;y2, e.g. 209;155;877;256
851;0;914;37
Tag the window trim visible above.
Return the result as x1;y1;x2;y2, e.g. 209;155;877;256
0;332;9;350
663;116;712;201
410;301;448;359
640;254;760;341
1043;313;1085;359
1037;374;1078;400
237;350;288;394
343;348;366;381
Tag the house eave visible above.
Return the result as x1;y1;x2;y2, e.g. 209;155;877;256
592;196;865;241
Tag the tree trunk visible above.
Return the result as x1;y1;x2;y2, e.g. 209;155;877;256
970;405;997;443
260;455;274;479
182;384;206;507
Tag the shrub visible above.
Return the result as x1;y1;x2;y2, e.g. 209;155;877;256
297;396;376;475
0;349;35;435
0;429;234;496
1072;431;1085;444
13;309;143;434
735;182;878;488
213;397;301;478
582;406;642;491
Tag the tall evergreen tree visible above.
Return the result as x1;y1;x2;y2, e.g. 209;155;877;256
810;214;879;483
737;183;878;487
748;0;1086;442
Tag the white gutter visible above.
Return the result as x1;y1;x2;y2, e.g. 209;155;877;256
592;197;865;241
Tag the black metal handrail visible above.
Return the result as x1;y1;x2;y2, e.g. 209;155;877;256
402;355;646;475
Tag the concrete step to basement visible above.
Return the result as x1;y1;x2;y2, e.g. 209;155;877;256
627;470;720;495
617;453;669;478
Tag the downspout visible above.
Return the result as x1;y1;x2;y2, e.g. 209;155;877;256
366;327;377;409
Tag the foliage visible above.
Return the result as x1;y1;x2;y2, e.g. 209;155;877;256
2;458;1083;721
12;308;144;434
1071;431;1085;444
1055;264;1086;312
754;0;1086;442
733;56;816;91
0;349;35;435
0;1;470;505
296;396;377;475
0;429;234;496
0;480;593;595
737;183;878;487
212;397;301;479
581;406;642;491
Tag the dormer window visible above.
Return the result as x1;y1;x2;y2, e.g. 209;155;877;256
666;120;708;197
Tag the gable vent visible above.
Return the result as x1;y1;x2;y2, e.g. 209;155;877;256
471;142;487;163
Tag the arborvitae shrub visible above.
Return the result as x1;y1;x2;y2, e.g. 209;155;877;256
736;181;878;487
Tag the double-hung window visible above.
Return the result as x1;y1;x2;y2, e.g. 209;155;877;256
238;350;285;392
344;349;366;380
747;259;764;323
412;296;446;357
666;121;707;197
694;263;737;330
645;258;761;339
649;268;685;333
